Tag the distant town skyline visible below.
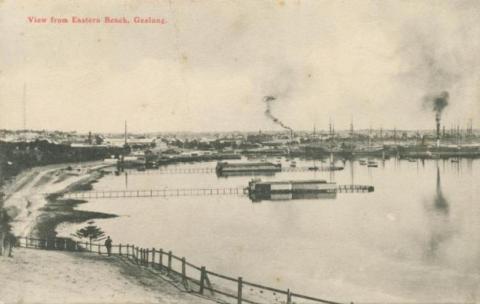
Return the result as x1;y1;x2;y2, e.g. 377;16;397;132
2;1;480;133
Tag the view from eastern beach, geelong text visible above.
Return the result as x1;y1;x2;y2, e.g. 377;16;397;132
1;1;480;304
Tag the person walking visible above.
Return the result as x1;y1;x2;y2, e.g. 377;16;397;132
3;232;16;257
104;236;112;256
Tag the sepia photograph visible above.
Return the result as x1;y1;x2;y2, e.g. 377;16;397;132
1;1;479;303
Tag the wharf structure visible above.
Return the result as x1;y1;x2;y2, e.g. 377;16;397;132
216;161;281;176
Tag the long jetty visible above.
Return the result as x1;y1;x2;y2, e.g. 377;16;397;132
54;184;373;200
121;166;344;175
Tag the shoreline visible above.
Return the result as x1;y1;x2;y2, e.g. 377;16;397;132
1;164;219;304
1;161;116;238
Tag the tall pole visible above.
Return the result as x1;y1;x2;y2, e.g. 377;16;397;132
23;83;27;130
124;120;127;146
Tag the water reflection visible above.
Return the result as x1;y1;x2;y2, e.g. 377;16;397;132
425;166;452;259
249;192;337;202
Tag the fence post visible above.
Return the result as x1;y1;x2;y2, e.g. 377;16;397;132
287;289;292;304
181;257;190;291
146;249;150;266
159;249;163;269
97;244;101;255
168;251;172;274
237;277;243;304
25;236;28;248
63;240;67;250
126;244;129;257
152;248;156;267
182;257;186;280
200;266;206;295
119;244;122;256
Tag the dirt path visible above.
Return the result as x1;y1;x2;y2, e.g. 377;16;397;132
0;248;216;304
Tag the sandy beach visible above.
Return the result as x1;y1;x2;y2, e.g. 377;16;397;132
0;163;217;304
2;161;111;237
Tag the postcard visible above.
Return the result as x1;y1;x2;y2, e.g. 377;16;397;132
1;1;479;304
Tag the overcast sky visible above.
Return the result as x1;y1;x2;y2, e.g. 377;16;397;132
1;0;480;133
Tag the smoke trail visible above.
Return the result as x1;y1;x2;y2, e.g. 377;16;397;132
263;95;293;131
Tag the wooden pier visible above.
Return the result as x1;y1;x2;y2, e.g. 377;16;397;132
60;187;247;199
55;184;373;199
336;184;374;193
121;166;344;175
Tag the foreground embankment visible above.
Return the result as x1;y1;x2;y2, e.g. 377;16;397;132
0;247;213;304
0;162;217;304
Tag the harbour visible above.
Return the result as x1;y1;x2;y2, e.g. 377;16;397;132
54;157;480;303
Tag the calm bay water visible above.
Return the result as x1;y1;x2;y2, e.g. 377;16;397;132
57;158;480;303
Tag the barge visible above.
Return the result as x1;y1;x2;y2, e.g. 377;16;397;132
216;161;282;176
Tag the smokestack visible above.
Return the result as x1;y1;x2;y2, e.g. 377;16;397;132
423;91;449;148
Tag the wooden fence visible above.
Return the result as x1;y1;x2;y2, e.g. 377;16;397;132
16;236;345;304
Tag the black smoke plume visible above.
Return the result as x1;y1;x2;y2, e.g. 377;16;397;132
263;95;293;131
423;91;449;119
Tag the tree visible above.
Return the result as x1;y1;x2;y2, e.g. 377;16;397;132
73;221;105;246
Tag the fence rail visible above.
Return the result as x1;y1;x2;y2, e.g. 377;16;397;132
16;236;346;304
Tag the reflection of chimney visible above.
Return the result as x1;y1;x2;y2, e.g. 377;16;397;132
436;115;440;148
435;166;449;213
436;166;440;193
